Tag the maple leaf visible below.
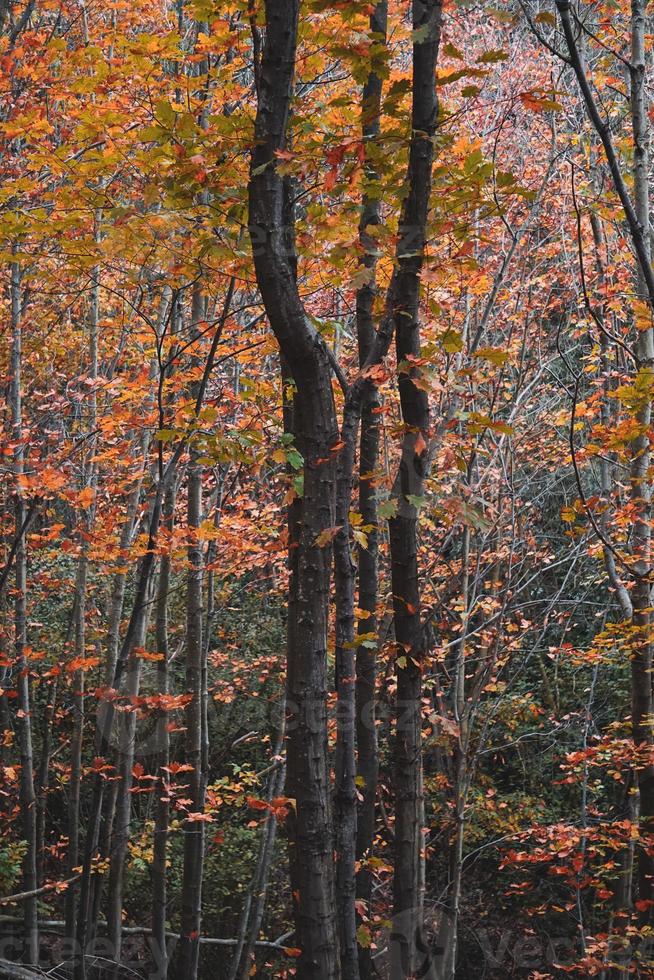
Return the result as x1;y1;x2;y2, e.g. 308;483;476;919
315;525;342;547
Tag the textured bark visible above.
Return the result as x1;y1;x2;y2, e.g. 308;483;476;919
387;3;442;977
333;5;390;973
176;454;206;980
354;9;387;979
334;423;359;980
627;0;654;923
248;3;340;976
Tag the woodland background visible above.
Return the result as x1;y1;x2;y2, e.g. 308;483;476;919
1;0;654;978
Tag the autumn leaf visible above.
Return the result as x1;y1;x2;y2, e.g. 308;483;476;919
315;525;342;547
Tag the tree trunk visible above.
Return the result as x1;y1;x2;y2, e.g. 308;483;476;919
152;485;175;980
177;283;209;980
334;441;359;980
106;608;148;972
176;454;206;980
387;4;442;976
248;4;341;975
11;257;38;967
355;8;387;978
627;0;654;926
65;557;87;944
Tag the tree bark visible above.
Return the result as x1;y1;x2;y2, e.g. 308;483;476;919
177;283;210;980
627;0;654;925
355;8;387;979
387;3;442;977
248;3;341;976
176;449;206;979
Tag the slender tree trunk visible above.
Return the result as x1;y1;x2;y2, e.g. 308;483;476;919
387;4;442;976
627;0;654;926
106;609;148;972
355;9;387;978
555;0;654;949
177;284;208;980
249;5;341;974
334;462;359;980
83;475;145;958
443;526;470;980
11;257;38;967
65;557;88;943
35;673;58;887
75;485;171;980
176;455;205;979
229;697;286;980
66;223;99;955
152;485;175;980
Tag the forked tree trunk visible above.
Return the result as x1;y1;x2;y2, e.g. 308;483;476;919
249;4;340;974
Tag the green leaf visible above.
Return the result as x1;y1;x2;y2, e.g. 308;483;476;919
155;429;177;442
155;99;176;128
460;500;491;532
379;498;398;520
495;171;517;188
344;632;377;650
477;49;508;64
443;42;464;60
473;346;509;366
440;328;464;353
412;22;434;44
286;448;304;471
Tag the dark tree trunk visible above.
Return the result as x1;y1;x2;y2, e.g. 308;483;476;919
177;454;206;980
354;8;388;979
386;3;442;976
248;3;340;975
